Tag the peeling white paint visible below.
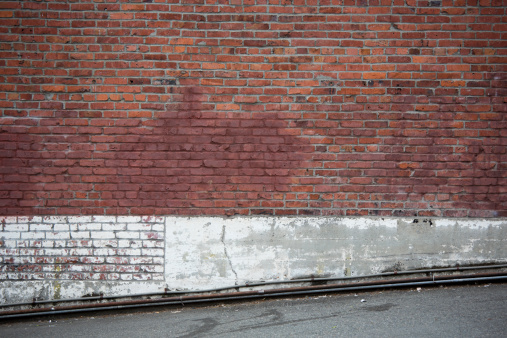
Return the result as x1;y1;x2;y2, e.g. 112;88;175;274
342;217;398;230
0;216;506;304
163;216;507;291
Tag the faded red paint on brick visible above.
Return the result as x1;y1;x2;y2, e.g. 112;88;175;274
0;1;506;217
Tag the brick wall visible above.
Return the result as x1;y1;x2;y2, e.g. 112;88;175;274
0;0;506;218
0;215;165;281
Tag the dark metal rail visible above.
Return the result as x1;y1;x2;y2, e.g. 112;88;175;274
0;271;505;320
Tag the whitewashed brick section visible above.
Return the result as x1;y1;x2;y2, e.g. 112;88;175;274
0;216;165;281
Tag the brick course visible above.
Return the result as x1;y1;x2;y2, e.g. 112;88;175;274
0;0;506;217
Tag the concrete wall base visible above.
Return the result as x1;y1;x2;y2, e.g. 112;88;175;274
1;216;506;304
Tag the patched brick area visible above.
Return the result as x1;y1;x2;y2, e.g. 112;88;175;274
0;1;506;217
0;216;165;281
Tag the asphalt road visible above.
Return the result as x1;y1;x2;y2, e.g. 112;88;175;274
1;283;506;337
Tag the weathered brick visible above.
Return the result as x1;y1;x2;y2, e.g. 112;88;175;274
0;1;504;225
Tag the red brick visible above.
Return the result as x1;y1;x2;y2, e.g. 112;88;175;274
0;3;503;217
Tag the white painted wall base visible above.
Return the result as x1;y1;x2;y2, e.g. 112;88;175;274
165;217;507;289
1;216;506;304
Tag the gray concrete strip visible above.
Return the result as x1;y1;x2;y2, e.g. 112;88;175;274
0;283;506;338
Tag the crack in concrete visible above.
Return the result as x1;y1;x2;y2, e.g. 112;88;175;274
221;223;238;281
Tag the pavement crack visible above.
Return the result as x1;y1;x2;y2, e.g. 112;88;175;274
221;223;238;281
